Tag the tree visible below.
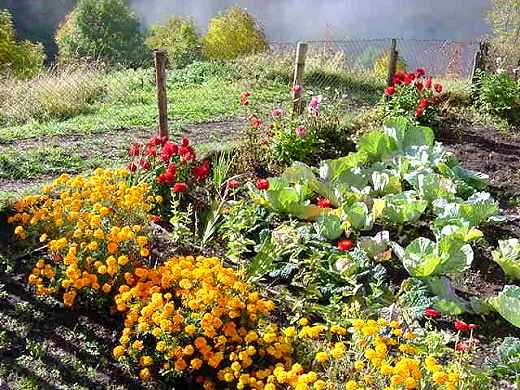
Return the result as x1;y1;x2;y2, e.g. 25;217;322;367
55;0;149;66
486;0;520;67
0;9;45;79
146;16;200;69
202;7;268;61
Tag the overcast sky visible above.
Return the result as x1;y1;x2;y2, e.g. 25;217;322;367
129;0;492;42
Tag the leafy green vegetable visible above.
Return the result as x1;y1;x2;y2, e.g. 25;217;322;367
382;191;428;225
314;214;343;241
490;285;520;328
407;172;457;203
433;192;499;229
492;239;520;280
357;130;398;161
343;201;373;231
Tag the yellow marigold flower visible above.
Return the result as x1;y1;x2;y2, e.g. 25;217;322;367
432;371;449;385
345;380;359;390
354;360;365;370
314;380;326;390
299;318;309;326
315;352;329;363
139;355;153;367
390;320;400;328
113;345;125;359
139;368;151;381
132;340;143;351
190;358;203;370
404;377;417;389
175;358;187;371
283;326;297;338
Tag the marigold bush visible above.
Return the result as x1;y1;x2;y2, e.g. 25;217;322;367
9;168;154;306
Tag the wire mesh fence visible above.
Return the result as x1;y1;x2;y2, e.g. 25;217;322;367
0;38;480;134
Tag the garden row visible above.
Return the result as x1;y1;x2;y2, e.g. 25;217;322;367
4;69;520;388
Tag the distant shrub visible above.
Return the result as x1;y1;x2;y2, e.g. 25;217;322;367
55;0;149;67
0;64;105;125
0;9;45;79
146;16;201;69
476;70;520;125
373;51;407;80
202;7;268;61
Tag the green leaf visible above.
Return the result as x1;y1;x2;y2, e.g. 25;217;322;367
319;152;368;182
357;130;398;161
490;285;520;328
343;201;373;231
401;237;440;277
408;173;457;203
427;276;470;315
382;191;428;225
433;192;499;229
492;239;520;280
314;214;343;241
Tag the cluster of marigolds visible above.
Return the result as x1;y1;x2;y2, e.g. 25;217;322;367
10;168;464;389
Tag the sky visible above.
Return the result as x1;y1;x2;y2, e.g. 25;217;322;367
129;0;492;42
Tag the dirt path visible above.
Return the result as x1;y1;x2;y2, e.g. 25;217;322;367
0;119;243;197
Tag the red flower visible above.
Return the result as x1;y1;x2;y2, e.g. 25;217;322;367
240;91;250;106
454;320;469;332
424;308;440;318
146;144;157;157
167;163;177;176
179;146;196;162
404;74;414;85
418;98;429;108
425;77;432;89
161;141;178;161
384;86;396;96
415;107;425;117
292;84;302;94
338;239;354;251
392;76;402;85
434;83;443;93
249;115;263;129
394;71;406;81
192;160;210;181
139;159;151;170
468;323;478;330
455;342;466;352
256;179;269;190
317;197;332;208
181;137;190;147
416;67;426;77
416;82;424;91
127;162;137;172
259;140;268;146
163;170;175;184
149;135;163;146
172;182;188;193
227;179;240;189
151;215;161;223
129;143;141;157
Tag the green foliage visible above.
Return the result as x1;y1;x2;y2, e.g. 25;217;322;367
493;239;520;280
0;9;45;79
486;0;520;67
55;0;149;66
475;70;520;125
202;6;268;60
372;51;406;80
146;16;201;69
490;285;520;328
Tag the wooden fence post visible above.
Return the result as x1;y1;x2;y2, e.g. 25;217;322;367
471;40;489;85
386;38;398;87
292;42;308;116
154;50;169;139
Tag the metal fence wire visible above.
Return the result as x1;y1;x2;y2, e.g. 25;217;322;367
0;38;480;131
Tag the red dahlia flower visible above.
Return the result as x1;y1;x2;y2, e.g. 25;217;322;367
454;320;469;332
338;239;354;251
139;159;151;170
425;77;432;89
129;143;141;156
127;162;137;172
424;308;440;318
192;160;210;181
256;179;269;190
249;115;263;128
416;67;426;77
418;98;429;108
416;81;424;91
434;83;443;93
384;86;396;96
181;137;190;147
146;144;157;157
317;197;332;208
455;342;466;352
227;179;240;189
415;107;425;117
161;141;178;161
173;182;188;193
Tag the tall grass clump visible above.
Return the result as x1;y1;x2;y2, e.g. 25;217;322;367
0;63;105;125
